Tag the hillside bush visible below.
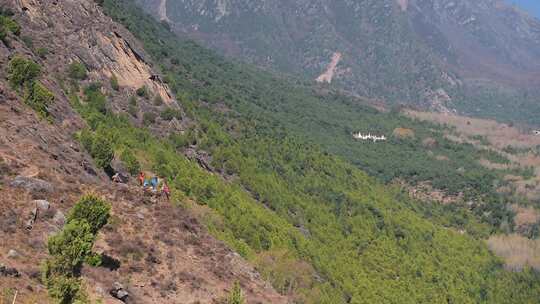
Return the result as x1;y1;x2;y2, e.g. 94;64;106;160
67;195;111;234
25;81;54;119
160;108;182;121
79;128;94;152
36;47;49;59
0;26;6;43
143;112;156;126
227;281;244;304
120;149;140;175
67;62;88;80
90;132;114;169
84;83;107;114
43;195;110;304
136;85;148;98
0;15;20;36
7;56;41;89
110;74;119;91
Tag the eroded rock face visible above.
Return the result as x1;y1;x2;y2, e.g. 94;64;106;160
7;0;174;104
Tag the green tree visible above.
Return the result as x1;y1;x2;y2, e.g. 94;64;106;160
43;195;110;304
227;281;245;304
7;56;41;89
67;194;111;234
25;81;54;119
90;132;114;169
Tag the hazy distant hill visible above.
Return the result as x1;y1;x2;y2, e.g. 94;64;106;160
136;0;540;123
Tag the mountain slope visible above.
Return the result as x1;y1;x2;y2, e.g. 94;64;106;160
0;0;287;302
135;0;540;123
100;0;540;302
2;0;540;303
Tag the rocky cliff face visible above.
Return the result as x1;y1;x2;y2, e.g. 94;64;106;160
0;0;287;302
136;0;540;114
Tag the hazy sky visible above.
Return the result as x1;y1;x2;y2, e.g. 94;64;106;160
507;0;540;18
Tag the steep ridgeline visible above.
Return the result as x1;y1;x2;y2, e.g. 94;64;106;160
0;0;287;303
135;0;540;124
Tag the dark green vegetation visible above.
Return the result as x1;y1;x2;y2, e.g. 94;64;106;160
120;148;141;176
227;282;245;304
104;0;525;234
454;85;540;126
45;1;540;303
67;62;88;81
71;76;540;303
7;56;54;120
0;10;20;44
43;195;111;304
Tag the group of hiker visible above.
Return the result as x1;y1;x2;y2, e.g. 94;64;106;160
138;171;171;201
112;171;171;201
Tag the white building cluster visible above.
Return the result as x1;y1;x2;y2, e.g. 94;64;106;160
353;132;387;142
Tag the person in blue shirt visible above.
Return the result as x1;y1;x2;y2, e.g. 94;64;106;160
150;176;159;191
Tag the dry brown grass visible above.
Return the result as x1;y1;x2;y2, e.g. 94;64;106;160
512;205;540;228
407;110;540;149
487;234;540;271
392;127;415;139
407;110;540;201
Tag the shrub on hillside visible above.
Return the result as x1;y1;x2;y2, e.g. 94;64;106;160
21;35;33;48
43;195;110;304
79;129;95;152
143;112;157;126
227;281;245;304
25;81;54;119
0;15;20;36
0;26;6;43
110;74;119;91
153;95;163;106
120;149;140;176
84;83;107;114
90;132;114;169
160;108;182;121
67;195;111;234
36;47;49;59
45;220;95;273
136;86;148;98
67;62;88;80
7;56;41;89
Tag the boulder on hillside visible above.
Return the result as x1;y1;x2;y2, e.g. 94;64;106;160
34;199;50;212
0;264;20;278
10;176;53;195
110;281;129;302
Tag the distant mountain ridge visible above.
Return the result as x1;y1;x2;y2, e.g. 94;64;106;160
136;0;540;123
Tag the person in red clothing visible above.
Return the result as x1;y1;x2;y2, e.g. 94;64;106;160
138;172;145;186
161;181;171;201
